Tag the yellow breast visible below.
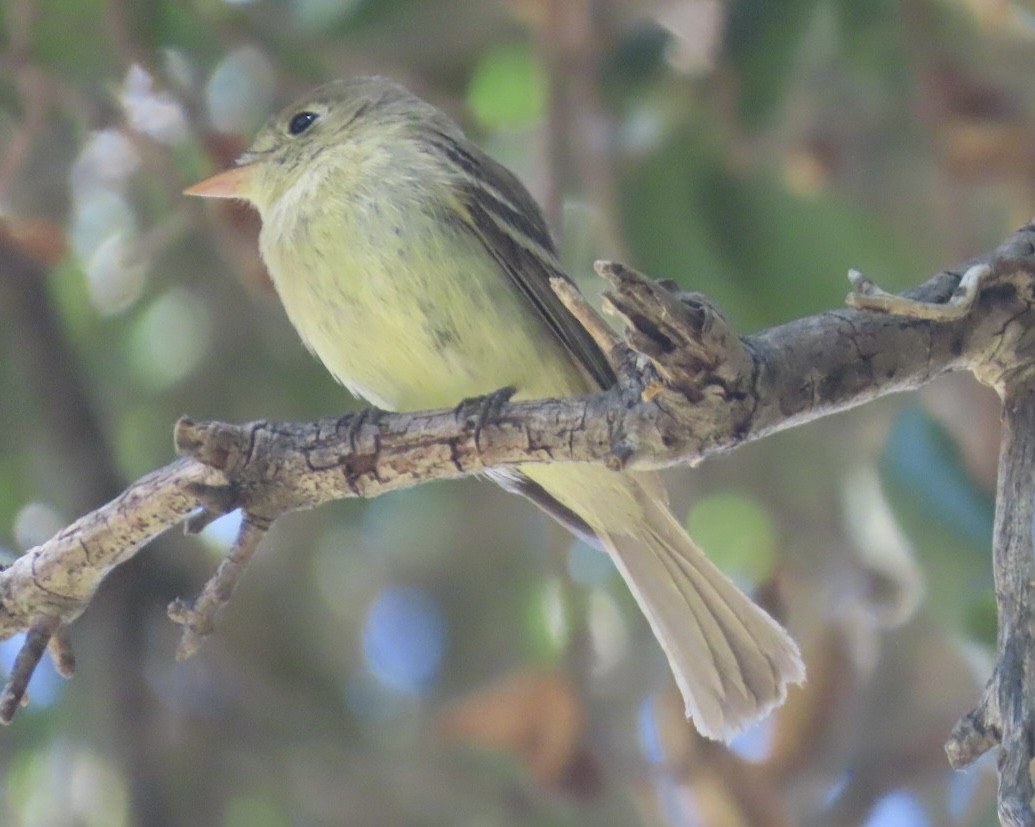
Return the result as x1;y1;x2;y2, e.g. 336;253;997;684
257;156;584;411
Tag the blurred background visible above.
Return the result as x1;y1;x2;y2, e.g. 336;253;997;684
0;0;1026;824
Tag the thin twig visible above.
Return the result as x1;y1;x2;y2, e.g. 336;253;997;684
847;263;991;321
47;627;76;679
170;516;269;660
0;615;60;723
551;273;623;356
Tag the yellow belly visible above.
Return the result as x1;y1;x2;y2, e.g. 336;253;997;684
259;191;588;411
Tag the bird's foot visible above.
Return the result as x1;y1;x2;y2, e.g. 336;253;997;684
340;405;387;454
454;386;518;452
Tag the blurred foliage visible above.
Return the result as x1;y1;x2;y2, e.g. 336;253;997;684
0;0;1025;824
687;492;777;583
879;406;994;635
466;43;547;129
725;0;823;128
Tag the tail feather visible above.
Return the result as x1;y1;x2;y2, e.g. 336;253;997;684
521;464;805;741
603;496;804;739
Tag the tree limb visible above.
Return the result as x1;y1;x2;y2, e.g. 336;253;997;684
945;376;1035;827
4;220;1035;819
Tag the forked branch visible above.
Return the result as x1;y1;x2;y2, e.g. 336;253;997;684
4;221;1035;823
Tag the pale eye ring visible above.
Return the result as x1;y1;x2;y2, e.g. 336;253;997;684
288;111;319;136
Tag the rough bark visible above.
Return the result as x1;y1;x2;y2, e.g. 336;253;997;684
4;221;1035;820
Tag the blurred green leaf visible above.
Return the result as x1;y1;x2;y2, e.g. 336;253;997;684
32;0;118;81
725;0;822;129
466;43;547;131
112;402;174;479
48;255;101;347
687;492;777;584
525;578;566;662
832;0;909;80
619;127;740;316
149;0;226;58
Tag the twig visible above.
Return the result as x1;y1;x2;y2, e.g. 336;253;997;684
600;260;754;395
847;263;991;321
0;458;224;639
551;273;623;357
47;626;76;678
169;516;269;660
0;614;60;724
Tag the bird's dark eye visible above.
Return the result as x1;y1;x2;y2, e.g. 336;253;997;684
288;111;319;136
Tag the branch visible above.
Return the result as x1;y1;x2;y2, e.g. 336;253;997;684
4;222;1035;827
945;374;1035;826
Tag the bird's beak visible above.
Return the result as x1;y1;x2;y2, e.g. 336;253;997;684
183;163;256;199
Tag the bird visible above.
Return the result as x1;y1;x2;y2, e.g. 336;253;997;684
185;75;804;740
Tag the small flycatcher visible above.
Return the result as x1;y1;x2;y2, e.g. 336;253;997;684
186;76;804;740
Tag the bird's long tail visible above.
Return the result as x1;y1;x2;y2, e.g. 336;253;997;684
520;463;805;741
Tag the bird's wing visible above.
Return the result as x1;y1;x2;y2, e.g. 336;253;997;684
427;130;616;392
